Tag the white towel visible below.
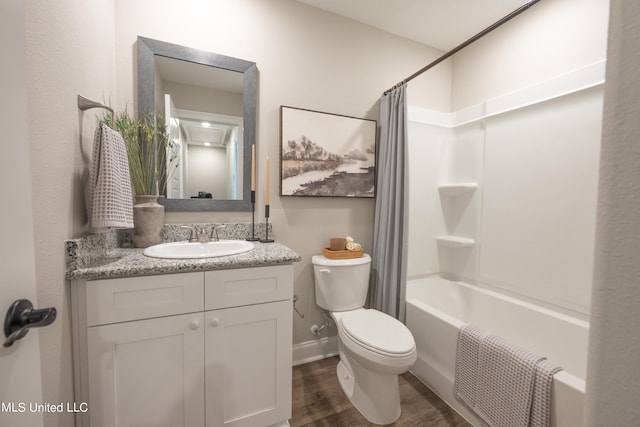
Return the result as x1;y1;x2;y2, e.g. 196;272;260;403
454;324;562;427
89;123;134;231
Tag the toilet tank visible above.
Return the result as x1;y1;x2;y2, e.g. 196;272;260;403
312;254;372;312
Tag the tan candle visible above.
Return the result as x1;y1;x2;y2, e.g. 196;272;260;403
265;156;270;205
251;144;256;191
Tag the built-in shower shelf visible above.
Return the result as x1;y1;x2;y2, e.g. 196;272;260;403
438;182;478;196
436;235;476;248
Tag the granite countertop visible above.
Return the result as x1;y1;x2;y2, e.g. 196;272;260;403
65;223;301;281
66;242;301;281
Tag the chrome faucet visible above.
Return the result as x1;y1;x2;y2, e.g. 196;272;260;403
181;225;210;243
209;225;227;242
181;224;227;242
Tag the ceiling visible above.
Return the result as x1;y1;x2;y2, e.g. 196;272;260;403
156;56;243;93
295;0;533;51
180;118;234;147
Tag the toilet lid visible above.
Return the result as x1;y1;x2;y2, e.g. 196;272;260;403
340;310;415;355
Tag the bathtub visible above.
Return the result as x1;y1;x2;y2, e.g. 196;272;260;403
405;276;588;427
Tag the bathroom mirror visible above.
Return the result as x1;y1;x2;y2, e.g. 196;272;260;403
137;36;257;211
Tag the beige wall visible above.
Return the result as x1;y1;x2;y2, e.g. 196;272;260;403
25;0;117;426
112;0;449;350
585;0;640;424
22;1;619;425
1;2;45;426
23;1;446;424
187;145;228;198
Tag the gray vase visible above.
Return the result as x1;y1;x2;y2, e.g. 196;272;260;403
132;195;164;248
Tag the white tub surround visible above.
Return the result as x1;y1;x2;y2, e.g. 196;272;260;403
407;61;604;317
406;276;587;427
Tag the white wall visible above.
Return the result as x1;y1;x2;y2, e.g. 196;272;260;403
451;0;610;110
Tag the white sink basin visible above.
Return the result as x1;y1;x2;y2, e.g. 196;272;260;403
143;240;255;259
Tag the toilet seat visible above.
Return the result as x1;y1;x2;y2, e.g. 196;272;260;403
339;309;415;357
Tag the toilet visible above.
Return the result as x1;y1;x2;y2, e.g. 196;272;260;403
312;253;417;425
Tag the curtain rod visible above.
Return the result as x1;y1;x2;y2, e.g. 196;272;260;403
384;0;541;95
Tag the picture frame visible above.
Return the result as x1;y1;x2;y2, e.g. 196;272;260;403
280;106;377;198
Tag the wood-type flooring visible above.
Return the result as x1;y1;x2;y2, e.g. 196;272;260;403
290;356;472;427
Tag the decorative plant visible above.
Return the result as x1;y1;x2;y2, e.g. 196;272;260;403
103;110;179;196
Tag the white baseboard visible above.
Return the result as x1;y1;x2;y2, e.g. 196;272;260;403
292;335;339;366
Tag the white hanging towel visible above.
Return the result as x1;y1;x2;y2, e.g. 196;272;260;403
89;123;134;231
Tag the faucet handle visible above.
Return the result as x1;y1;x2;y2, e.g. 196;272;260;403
210;225;227;241
181;225;199;242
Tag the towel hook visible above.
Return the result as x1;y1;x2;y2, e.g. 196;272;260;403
77;94;115;128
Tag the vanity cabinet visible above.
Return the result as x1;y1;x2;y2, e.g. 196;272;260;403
205;301;291;427
87;311;206;427
70;265;293;427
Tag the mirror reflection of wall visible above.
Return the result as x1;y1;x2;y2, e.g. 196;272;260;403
155;56;244;200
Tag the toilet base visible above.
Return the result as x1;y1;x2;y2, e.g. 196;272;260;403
336;358;402;425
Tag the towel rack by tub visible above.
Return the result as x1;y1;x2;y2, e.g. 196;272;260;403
77;94;114;127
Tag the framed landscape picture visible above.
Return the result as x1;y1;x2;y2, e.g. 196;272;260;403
280;106;377;197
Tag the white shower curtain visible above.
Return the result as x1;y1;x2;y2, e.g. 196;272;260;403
369;84;409;321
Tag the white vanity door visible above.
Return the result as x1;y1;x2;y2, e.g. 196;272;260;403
205;300;292;427
87;312;205;427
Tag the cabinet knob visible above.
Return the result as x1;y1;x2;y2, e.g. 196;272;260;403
189;320;200;330
209;318;220;327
